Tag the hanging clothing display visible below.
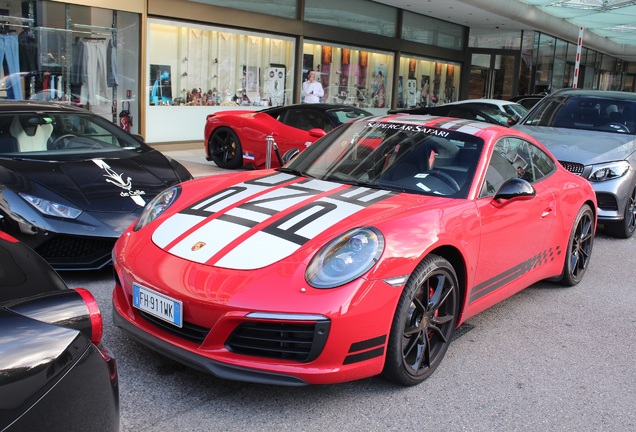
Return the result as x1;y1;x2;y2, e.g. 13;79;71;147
107;39;118;88
0;34;23;100
71;37;88;86
18;29;37;74
73;39;119;105
80;41;108;105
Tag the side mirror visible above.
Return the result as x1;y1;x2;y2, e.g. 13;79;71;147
282;148;300;164
308;128;326;138
493;177;535;207
132;133;145;143
507;115;520;126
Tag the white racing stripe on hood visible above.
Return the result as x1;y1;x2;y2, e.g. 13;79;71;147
192;172;297;213
153;213;206;248
152;174;394;269
215;195;376;269
215;231;301;269
169;219;249;263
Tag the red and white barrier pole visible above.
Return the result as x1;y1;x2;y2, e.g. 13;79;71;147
573;27;584;88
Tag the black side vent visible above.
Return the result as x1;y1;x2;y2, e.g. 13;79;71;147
226;320;330;362
595;192;619;212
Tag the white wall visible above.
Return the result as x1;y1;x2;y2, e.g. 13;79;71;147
145;105;256;143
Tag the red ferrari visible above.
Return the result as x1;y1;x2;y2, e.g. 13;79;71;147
113;114;596;386
203;103;371;169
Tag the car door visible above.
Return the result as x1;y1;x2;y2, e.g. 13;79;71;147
274;108;322;151
469;137;557;312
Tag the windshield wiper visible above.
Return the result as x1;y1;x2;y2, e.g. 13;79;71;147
323;173;406;193
277;167;314;178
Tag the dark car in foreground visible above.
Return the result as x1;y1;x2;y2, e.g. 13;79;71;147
388;102;521;127
0;231;119;431
0;101;193;270
204;103;372;169
515;88;636;238
113;114;595;386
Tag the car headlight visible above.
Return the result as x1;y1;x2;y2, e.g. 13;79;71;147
588;161;630;182
306;227;384;289
134;186;180;231
19;193;82;219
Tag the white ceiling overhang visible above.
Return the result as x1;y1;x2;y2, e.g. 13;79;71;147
376;0;636;61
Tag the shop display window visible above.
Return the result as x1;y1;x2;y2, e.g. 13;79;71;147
303;41;393;109
397;56;461;108
0;1;140;132
148;19;295;108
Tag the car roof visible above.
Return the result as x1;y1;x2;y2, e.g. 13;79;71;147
268;103;368;111
447;99;518;107
0;100;88;113
550;88;636;101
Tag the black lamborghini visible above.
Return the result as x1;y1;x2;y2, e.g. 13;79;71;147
0;231;119;431
0;101;192;270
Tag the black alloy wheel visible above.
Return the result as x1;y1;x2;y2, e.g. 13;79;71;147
559;204;595;286
209;127;243;169
383;254;459;386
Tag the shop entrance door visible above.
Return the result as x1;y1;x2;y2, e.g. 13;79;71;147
468;52;518;100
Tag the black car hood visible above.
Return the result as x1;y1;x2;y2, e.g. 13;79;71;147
0;150;180;212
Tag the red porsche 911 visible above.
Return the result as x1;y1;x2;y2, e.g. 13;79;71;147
113;114;596;386
203;103;371;169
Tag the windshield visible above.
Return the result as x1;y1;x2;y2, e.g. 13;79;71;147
284;119;483;198
462;104;518;126
326;107;372;125
0;111;143;159
502;103;528;118
522;94;636;135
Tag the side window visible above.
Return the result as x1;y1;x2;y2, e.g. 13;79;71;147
305;112;330;131
529;143;556;181
282;110;307;130
480;137;552;197
480;140;517;198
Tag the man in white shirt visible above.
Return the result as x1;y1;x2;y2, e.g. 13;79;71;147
302;69;324;103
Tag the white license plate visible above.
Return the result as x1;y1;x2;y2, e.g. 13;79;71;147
133;283;183;328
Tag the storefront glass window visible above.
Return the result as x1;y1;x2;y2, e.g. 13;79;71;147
188;0;296;19
0;1;139;131
305;0;397;38
148;20;295;108
517;30;535;96
302;41;393;110
403;11;465;50
397;56;460;108
553;39;568;90
535;34;555;94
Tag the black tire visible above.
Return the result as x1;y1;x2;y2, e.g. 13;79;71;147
604;185;636;238
558;204;595;286
209;127;242;169
382;254;459;386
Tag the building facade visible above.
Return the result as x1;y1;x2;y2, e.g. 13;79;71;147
2;0;633;145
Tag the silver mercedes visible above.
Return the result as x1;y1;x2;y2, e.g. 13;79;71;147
515;88;636;238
